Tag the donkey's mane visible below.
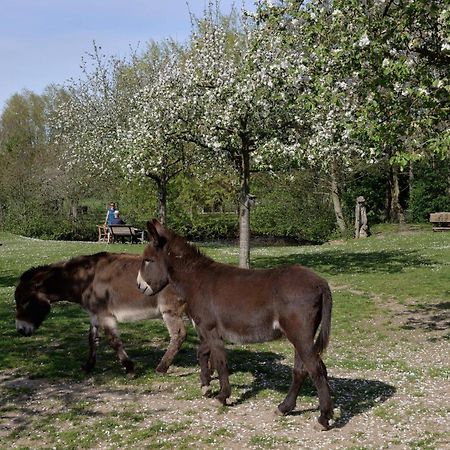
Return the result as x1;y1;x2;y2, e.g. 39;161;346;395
19;252;111;283
166;230;213;268
19;263;62;283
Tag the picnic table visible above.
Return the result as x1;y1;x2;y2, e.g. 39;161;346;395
429;212;450;231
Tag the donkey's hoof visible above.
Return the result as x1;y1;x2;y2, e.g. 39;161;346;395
275;407;287;416
155;365;168;375
314;417;330;431
201;385;213;397
275;402;294;416
214;396;227;406
124;360;135;378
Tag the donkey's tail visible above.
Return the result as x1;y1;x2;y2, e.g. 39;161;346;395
314;283;333;355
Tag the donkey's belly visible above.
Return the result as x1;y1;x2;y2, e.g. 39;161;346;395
112;305;161;323
219;324;283;344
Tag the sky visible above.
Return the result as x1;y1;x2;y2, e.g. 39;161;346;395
0;0;256;113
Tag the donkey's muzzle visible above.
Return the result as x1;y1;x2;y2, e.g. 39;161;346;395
16;320;35;337
136;271;154;296
17;327;32;337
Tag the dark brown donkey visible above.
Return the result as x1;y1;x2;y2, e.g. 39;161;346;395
137;220;334;430
15;252;186;377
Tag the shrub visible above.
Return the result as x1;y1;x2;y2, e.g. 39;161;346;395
251;171;337;243
408;158;450;222
169;213;238;241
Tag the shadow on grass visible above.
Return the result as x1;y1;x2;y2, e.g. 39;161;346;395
3;311;395;430
252;249;436;275
0;376;135;437
224;348;395;428
0;336;395;429
400;301;450;341
1;346;395;432
0;274;18;289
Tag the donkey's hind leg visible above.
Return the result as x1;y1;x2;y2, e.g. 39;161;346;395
276;350;308;415
282;319;333;429
156;312;187;374
297;346;333;430
102;317;135;378
82;317;100;374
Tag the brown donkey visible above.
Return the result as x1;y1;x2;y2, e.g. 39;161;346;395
137;220;334;430
15;252;186;377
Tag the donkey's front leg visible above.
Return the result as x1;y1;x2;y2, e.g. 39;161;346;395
208;333;231;405
197;339;213;397
102;317;135;377
156;312;187;373
82;316;100;373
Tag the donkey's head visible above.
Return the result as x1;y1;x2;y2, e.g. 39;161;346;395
15;268;52;336
137;219;170;296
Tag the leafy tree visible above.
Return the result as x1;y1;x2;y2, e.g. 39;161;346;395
56;41;194;225
0;90;50;233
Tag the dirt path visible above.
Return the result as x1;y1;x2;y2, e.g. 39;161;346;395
1;355;449;450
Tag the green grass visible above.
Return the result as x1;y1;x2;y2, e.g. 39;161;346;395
1;226;449;449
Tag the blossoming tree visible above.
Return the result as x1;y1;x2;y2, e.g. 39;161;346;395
55;42;192;225
182;8;301;267
257;0;449;223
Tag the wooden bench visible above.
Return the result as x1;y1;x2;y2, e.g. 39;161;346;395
108;225;145;243
430;212;450;231
97;224;109;242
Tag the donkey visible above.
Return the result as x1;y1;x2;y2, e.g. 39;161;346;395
137;220;334;430
15;252;186;377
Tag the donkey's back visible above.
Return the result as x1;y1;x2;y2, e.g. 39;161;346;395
192;263;330;346
197;262;328;315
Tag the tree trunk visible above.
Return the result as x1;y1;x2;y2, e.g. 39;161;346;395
447;157;450;201
152;176;167;226
239;149;251;269
447;170;450;201
386;165;405;223
68;200;78;220
330;162;346;232
158;180;167;226
408;160;414;202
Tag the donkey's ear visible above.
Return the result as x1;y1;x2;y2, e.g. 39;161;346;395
151;218;161;229
146;220;159;246
151;219;168;238
147;220;167;248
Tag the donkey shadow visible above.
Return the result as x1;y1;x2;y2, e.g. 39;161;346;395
163;346;396;428
9;321;395;429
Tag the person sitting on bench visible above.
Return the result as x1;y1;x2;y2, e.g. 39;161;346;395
111;210;125;225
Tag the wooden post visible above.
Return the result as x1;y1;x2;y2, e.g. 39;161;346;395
355;196;370;238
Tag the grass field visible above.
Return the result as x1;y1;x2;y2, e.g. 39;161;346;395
0;225;449;449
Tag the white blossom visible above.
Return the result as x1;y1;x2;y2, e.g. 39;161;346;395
358;33;370;47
